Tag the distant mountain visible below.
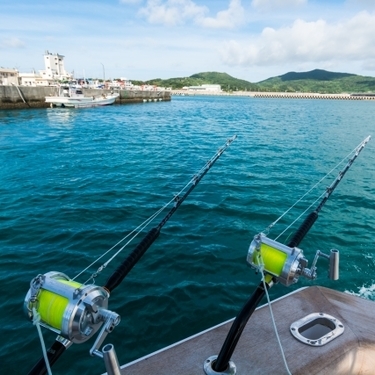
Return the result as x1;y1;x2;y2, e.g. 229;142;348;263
256;69;375;93
132;71;258;91
190;72;259;91
271;69;356;82
132;69;375;93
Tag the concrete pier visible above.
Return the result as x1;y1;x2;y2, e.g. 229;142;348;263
0;85;171;110
251;92;375;100
171;90;375;100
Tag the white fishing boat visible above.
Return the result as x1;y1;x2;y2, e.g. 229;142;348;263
45;85;119;108
24;136;375;375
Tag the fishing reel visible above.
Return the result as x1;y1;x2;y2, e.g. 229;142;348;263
24;271;120;356
247;233;339;286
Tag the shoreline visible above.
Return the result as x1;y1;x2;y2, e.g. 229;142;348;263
0;85;171;110
171;90;375;100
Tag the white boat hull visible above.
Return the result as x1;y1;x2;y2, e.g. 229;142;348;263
46;92;119;108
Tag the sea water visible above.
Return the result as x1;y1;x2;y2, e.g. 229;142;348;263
0;96;374;374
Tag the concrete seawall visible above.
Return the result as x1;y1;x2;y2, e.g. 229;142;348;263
0;85;171;110
251;92;375;100
171;90;375;100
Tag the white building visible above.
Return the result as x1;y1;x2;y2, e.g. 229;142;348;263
17;51;72;86
18;71;53;86
40;50;72;81
182;84;221;92
0;68;19;85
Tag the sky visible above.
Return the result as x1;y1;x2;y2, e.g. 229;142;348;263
1;0;375;83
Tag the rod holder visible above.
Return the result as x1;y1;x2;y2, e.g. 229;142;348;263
329;249;339;280
204;356;236;375
102;344;121;375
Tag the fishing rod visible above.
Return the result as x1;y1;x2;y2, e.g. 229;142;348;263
208;135;371;374
25;135;237;375
104;135;237;293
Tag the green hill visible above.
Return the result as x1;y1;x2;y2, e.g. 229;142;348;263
131;69;375;94
132;72;258;91
257;69;375;93
276;69;355;81
189;72;259;91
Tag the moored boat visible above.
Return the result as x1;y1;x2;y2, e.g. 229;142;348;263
45;85;119;108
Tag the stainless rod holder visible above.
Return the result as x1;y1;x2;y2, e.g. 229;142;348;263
102;344;121;375
329;249;339;280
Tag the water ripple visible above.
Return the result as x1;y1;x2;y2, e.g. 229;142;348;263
0;97;374;374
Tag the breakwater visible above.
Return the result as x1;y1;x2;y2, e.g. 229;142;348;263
252;92;375;100
0;85;171;109
172;90;375;100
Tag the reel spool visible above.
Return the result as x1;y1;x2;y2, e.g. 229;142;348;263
24;271;120;344
247;233;339;286
247;234;306;286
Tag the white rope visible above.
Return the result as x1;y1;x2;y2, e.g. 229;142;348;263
260;272;292;375
255;251;292;375
32;308;53;375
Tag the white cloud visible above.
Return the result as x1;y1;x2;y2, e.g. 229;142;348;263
219;11;375;70
139;0;208;26
197;0;245;29
139;0;244;29
0;37;25;49
251;0;307;11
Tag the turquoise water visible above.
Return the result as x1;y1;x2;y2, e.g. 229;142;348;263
0;96;374;374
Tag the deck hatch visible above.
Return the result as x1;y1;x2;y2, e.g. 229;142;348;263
290;312;344;346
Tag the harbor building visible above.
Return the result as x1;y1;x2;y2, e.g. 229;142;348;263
182;84;222;92
18;51;73;86
19;70;51;87
0;68;19;85
41;50;72;81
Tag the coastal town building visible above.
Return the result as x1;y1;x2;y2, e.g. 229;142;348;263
41;50;72;81
1;51;73;87
182;84;221;92
19;51;72;86
19;71;52;86
1;51;160;90
0;68;19;85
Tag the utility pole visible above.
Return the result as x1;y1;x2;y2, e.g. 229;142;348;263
100;62;105;82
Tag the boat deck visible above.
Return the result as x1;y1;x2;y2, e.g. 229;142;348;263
118;286;375;375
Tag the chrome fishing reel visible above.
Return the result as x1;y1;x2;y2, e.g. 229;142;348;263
24;271;120;358
247;233;339;286
24;271;119;343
